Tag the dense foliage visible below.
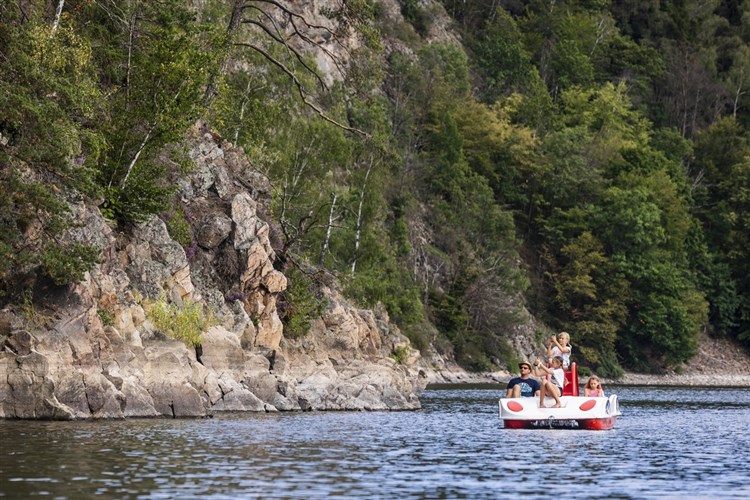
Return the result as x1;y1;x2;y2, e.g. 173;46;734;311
4;0;750;374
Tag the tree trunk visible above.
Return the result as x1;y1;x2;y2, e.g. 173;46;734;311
125;7;139;98
319;193;337;265
234;79;254;143
351;159;373;274
205;0;245;103
120;127;153;188
734;85;743;118
52;0;65;31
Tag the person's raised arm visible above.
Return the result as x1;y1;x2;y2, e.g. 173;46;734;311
551;335;571;354
547;336;556;357
533;357;550;376
558;340;571;354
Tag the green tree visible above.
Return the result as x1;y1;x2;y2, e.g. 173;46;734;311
549;232;629;367
91;0;219;222
0;9;103;294
420;102;525;370
469;8;536;102
722;43;750;118
593;169;706;370
717;158;750;344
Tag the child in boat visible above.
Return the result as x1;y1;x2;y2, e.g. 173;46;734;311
584;375;605;397
534;356;565;408
547;331;571;369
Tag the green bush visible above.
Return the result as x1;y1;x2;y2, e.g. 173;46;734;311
164;206;193;247
400;0;430;36
279;267;327;339
97;308;115;327
461;349;494;372
344;261;424;329
402;323;431;353
0;17;104;297
390;345;410;364
41;244;101;285
597;350;625;379
146;296;216;347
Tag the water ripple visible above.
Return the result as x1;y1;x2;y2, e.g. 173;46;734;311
1;386;749;498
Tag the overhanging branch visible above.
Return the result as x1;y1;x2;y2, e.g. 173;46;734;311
241;16;328;90
234;41;368;137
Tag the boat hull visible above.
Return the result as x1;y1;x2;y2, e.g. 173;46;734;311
502;416;617;430
498;395;621;431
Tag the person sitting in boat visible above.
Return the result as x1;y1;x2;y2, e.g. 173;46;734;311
547;331;571;369
534;356;565;408
584;375;605;397
505;361;541;398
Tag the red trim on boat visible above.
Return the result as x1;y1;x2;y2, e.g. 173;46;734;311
507;401;524;412
578;417;617;430
578;399;597;411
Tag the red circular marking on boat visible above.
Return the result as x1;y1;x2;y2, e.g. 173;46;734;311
579;399;597;411
507;401;524;412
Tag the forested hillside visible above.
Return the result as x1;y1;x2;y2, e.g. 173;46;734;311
3;0;750;377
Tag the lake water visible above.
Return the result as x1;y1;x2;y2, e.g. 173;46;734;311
1;385;749;499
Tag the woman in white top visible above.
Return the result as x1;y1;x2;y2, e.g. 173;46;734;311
547;331;571;369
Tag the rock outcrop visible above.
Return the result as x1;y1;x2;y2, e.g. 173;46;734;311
0;123;425;419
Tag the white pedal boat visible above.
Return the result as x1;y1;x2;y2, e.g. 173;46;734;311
498;363;621;430
498;394;621;430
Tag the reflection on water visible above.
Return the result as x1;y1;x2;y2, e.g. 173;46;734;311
2;386;749;498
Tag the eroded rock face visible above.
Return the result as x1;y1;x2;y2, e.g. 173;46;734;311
197;214;233;249
0;122;425;420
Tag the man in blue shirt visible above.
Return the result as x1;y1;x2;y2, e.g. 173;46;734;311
505;361;541;398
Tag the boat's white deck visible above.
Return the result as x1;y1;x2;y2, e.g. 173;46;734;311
498;395;620;421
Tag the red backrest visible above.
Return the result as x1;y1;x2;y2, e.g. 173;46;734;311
562;362;579;396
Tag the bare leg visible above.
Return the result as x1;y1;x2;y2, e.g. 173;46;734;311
511;385;521;398
540;381;561;408
551;385;561;407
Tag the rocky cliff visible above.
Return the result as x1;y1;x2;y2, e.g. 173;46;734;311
0;123;425;419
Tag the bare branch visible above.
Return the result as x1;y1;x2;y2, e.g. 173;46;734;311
284;13;348;76
241;17;328;90
244;1;349;76
233;41;368;137
91;0;130;26
249;0;338;33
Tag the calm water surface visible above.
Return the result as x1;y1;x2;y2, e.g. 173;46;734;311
1;386;749;499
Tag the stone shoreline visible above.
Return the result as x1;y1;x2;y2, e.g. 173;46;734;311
424;367;750;388
601;372;750;387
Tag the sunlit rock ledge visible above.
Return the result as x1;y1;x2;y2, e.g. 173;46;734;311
0;123;426;420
